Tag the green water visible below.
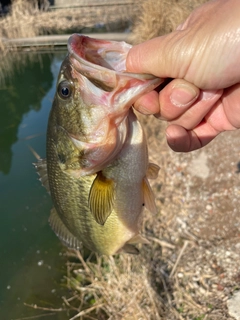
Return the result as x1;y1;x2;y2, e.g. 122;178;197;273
0;52;74;319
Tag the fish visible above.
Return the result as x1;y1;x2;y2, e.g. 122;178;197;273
35;34;163;255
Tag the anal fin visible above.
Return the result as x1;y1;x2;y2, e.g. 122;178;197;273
118;243;139;255
127;233;150;245
49;208;82;250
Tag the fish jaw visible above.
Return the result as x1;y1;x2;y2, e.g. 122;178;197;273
68;33;132;77
66;34;163;175
68;33;163;113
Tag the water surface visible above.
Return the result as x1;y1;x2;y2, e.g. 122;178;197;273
0;51;73;319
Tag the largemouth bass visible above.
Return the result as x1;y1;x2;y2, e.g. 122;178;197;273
35;34;163;255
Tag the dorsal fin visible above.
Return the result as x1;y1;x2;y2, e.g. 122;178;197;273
88;172;115;225
33;158;50;193
49;208;82;250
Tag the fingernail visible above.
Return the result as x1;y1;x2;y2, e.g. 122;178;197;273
170;85;198;107
201;90;219;100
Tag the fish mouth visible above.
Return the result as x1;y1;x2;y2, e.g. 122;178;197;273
67;33;159;85
64;35;164;177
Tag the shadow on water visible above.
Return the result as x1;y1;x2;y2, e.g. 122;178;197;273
0;53;53;174
0;50;74;319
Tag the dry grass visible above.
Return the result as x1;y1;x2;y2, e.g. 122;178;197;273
0;0;139;84
130;0;208;44
65;250;166;320
0;0;47;44
0;0;136;41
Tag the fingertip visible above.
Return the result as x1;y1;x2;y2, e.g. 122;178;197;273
166;125;189;152
165;124;203;152
126;45;140;73
133;91;160;115
170;83;199;107
158;79;200;121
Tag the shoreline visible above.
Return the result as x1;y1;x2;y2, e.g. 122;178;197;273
2;32;132;51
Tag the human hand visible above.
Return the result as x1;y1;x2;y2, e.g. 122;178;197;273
126;0;240;152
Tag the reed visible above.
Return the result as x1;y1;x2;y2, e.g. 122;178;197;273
0;0;138;84
0;0;137;49
130;0;208;44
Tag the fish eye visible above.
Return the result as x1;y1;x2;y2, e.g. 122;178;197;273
57;80;72;99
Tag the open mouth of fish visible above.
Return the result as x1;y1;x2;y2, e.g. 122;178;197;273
68;33;162;93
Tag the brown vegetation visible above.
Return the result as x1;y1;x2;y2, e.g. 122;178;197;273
0;0;138;84
130;0;208;44
0;0;136;44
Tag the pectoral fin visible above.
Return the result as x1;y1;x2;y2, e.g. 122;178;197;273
142;177;157;214
49;208;82;250
33;158;50;193
147;162;160;179
88;172;115;225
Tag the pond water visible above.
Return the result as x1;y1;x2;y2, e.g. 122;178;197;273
0;52;74;319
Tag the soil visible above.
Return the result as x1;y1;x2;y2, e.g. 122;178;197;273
141;114;240;319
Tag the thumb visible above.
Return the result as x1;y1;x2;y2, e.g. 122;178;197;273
126;33;188;79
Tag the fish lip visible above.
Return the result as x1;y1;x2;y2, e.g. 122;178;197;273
67;33;158;81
